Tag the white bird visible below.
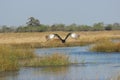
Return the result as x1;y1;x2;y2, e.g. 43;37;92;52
46;33;80;43
70;33;80;39
45;34;55;41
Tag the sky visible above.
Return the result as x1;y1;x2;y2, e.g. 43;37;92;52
0;0;120;26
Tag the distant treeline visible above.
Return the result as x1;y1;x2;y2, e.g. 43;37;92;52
0;17;120;32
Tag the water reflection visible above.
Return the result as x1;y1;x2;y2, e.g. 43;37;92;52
41;66;68;75
0;71;19;80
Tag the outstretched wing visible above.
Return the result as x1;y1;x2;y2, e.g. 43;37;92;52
46;33;80;42
64;33;72;40
70;33;80;39
54;34;63;41
45;34;55;41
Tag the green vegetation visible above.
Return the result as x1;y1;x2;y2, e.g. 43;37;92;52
0;30;120;72
91;40;120;52
0;45;71;72
26;17;40;26
25;53;70;67
0;16;119;73
0;46;19;71
0;45;35;72
0;17;120;32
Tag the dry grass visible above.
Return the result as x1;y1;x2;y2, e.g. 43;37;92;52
0;31;120;47
0;31;120;71
90;40;120;52
24;53;70;67
0;45;35;72
0;45;70;72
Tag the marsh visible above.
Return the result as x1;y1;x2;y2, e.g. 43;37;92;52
0;46;120;80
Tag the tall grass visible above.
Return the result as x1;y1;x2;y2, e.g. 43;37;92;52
91;40;120;52
0;45;35;72
0;45;19;71
0;31;120;71
0;45;71;71
25;53;70;67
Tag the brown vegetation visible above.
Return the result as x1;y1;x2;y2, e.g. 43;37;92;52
91;40;120;52
0;30;120;72
24;53;70;67
0;31;119;47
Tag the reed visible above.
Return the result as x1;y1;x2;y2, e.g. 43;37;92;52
90;40;120;52
0;45;19;71
0;31;120;71
0;45;35;72
0;45;71;71
25;53;70;67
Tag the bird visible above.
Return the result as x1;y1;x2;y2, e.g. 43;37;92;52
45;33;80;43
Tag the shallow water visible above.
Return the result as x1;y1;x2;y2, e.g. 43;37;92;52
0;46;120;80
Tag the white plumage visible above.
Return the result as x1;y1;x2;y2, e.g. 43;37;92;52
46;33;80;43
70;33;79;39
49;34;55;39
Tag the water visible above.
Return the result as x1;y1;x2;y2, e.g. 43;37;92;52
0;46;120;80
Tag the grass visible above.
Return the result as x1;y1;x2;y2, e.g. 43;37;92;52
0;31;120;48
0;45;71;72
24;53;70;67
90;40;120;52
0;30;120;71
0;45;35;72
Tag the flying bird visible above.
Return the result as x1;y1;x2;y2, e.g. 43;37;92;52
45;33;80;43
